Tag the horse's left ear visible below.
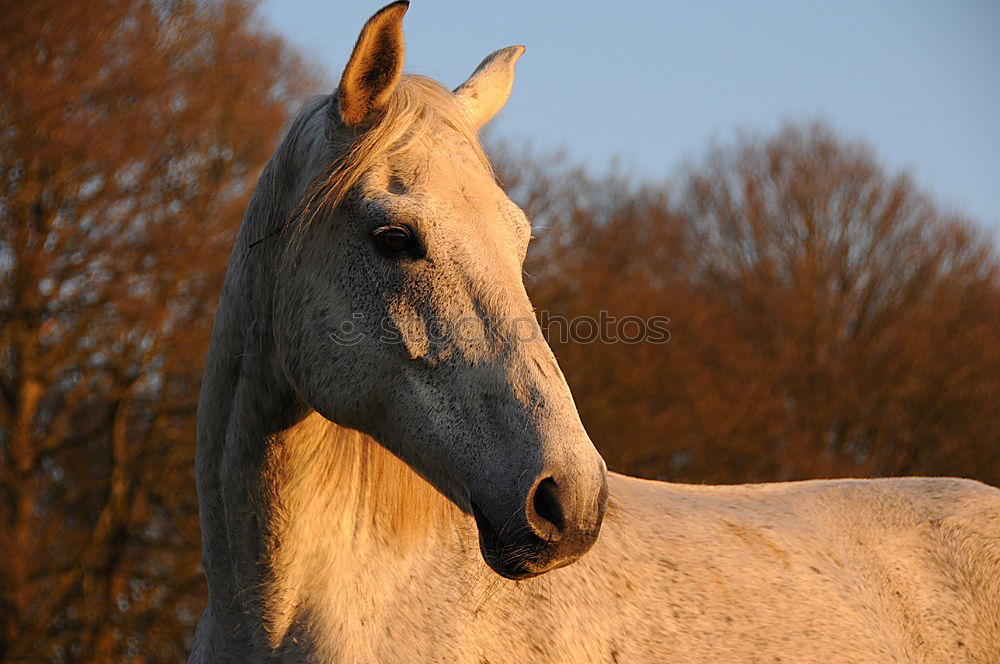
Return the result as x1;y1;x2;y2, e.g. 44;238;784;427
454;45;525;129
337;1;409;128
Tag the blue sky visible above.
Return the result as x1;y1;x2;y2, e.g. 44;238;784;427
259;1;1000;230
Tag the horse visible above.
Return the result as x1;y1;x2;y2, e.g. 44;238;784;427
189;3;1000;662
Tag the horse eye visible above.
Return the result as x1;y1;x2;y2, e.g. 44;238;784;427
372;225;415;256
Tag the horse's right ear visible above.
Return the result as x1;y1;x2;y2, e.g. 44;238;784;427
335;1;409;129
454;45;525;129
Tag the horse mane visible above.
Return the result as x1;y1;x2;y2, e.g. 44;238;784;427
290;75;492;237
263;412;460;546
239;74;491;258
261;413;464;647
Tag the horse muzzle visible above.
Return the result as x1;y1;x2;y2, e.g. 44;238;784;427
470;468;609;580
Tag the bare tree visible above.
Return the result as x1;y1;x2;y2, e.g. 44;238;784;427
0;1;313;660
678;123;1000;482
499;124;1000;486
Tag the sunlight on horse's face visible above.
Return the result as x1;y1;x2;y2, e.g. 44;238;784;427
271;4;607;578
276;118;606;579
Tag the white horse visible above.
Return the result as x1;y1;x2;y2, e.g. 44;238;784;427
189;3;1000;662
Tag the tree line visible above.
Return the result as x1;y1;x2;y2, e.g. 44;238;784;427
498;128;1000;486
2;1;998;660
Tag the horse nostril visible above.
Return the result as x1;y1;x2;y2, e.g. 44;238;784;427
527;476;565;542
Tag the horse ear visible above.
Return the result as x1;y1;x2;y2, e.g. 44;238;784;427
454;45;525;129
336;1;409;128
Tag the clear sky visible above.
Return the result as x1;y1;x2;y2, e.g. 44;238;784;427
259;1;1000;230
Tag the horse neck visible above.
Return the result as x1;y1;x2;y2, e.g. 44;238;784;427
195;102;332;608
199;267;464;649
196;108;468;649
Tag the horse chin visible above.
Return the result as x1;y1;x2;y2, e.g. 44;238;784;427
471;502;568;581
483;555;541;581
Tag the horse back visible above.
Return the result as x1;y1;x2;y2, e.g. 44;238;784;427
597;475;1000;662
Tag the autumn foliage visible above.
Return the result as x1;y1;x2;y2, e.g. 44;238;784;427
0;0;313;660
500;126;1000;486
2;2;999;662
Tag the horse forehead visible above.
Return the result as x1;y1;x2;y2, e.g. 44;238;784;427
392;128;493;187
364;168;513;236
